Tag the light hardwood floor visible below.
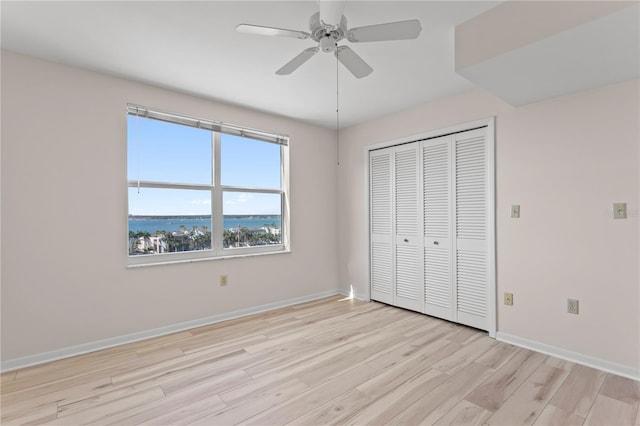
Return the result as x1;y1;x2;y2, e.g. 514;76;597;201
1;296;639;425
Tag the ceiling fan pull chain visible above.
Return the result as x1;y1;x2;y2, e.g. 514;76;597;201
336;49;340;166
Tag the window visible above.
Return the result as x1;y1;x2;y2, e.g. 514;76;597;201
127;104;289;265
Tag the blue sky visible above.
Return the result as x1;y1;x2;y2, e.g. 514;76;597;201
127;115;281;216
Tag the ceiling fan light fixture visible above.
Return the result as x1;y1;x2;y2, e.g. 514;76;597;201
320;35;337;53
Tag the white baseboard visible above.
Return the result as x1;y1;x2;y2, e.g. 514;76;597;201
337;286;370;301
1;289;345;373
13;295;632;381
352;292;370;301
336;288;350;298
497;332;639;381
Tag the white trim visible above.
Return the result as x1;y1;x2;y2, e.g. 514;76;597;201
337;288;350;298
0;289;343;373
363;148;372;301
352;291;370;301
127;114;290;267
126;247;290;268
337;286;369;302
213;131;223;256
364;117;493;152
497;332;640;381
486;117;497;338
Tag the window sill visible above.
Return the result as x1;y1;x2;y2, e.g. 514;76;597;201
126;248;291;268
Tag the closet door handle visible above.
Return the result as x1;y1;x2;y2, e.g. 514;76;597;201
433;241;439;245
404;239;409;243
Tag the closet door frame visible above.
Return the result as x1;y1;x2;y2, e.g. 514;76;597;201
364;117;496;338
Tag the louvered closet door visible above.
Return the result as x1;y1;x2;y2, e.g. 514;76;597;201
370;148;393;305
370;124;493;334
455;127;490;331
422;136;454;321
393;144;423;312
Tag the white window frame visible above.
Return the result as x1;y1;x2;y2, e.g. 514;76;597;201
126;104;290;267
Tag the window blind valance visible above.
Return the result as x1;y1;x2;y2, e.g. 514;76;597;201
127;104;289;146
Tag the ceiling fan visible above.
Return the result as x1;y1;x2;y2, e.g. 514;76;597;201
236;1;422;79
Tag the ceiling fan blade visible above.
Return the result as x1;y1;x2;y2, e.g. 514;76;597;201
347;19;422;43
318;0;346;29
336;46;373;79
276;47;320;75
236;24;310;40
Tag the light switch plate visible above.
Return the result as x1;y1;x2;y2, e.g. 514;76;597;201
613;203;627;219
567;298;579;315
511;205;520;219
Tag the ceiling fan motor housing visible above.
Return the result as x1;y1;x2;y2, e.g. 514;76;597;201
320;36;337;52
310;12;347;54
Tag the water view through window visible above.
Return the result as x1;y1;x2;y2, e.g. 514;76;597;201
127;109;286;260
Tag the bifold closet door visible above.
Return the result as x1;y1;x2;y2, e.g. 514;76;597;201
393;144;422;312
422;136;454;321
370;125;492;333
369;145;422;310
370;148;393;305
454;128;490;331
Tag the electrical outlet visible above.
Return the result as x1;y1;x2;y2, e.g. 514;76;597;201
567;298;579;315
220;275;228;286
511;205;520;219
504;292;513;306
613;203;627;219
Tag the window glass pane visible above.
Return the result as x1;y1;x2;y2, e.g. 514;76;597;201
127;115;212;184
223;192;282;248
128;187;212;255
221;135;280;189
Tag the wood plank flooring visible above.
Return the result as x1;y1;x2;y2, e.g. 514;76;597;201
1;296;638;425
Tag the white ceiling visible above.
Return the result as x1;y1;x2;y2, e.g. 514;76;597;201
0;1;502;129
